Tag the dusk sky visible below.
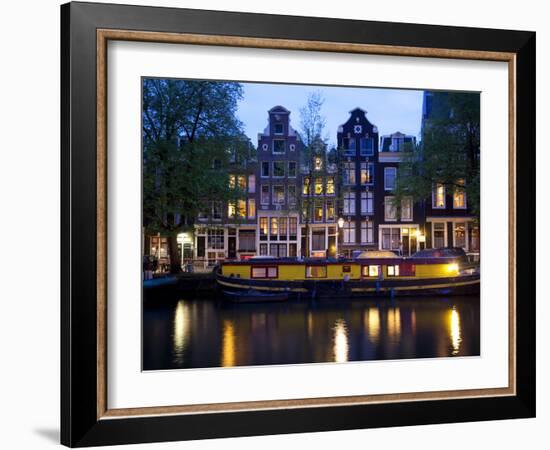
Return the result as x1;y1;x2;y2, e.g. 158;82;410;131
236;82;424;148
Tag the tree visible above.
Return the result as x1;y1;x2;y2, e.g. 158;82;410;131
298;91;329;257
393;92;480;219
142;79;251;273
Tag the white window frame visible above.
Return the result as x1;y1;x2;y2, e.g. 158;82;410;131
260;184;270;205
401;196;413;221
453;183;467;209
288;161;297;178
361;191;374;215
432;222;448;248
272;185;285;205
343;191;355;215
432;183;446;209
272;161;285;178
384;196;397;221
361;220;373;244
261;161;270;178
384;167;397;190
272;139;285;154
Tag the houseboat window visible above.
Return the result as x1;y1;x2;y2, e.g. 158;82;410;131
306;265;327;278
267;267;278;278
387;265;400;277
361;265;380;277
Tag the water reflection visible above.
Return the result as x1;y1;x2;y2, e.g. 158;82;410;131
172;301;190;364
143;296;480;370
221;320;236;367
333;319;349;363
449;307;462;355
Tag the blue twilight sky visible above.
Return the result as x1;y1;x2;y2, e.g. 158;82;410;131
236;82;425;148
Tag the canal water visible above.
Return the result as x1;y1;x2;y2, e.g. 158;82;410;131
143;296;480;370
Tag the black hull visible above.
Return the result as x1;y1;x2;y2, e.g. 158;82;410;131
217;273;480;299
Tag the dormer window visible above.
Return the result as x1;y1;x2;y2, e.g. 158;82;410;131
390;137;404;152
274;123;283;134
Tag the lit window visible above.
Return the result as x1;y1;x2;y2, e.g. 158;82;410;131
237;175;246;190
237;200;246;218
361;163;374;185
344;162;355;185
326;200;335;222
272;185;285;204
314;157;323;171
228;174;236;188
453;179;467;209
279;218;288;239
259;217;268;239
387;265;400;277
252;267;267;278
270;218;278;239
326;177;335;194
369;265;380;277
306;266;327;278
433;184;446;208
247;199;256;219
227;202;236;218
314;201;323;222
267;267;278;277
303;177;310;195
384;167;396;190
314;177;323;195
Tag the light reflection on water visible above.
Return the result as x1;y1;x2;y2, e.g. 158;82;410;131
143;296;478;370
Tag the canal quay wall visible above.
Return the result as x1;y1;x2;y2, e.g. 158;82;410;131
143;272;218;301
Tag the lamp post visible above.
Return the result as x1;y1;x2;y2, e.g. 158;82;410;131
337;217;344;258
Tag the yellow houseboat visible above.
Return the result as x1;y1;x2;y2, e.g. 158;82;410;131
217;250;479;300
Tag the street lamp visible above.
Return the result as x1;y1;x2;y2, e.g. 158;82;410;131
337;217;345;229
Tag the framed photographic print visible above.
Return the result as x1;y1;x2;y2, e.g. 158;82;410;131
61;1;536;447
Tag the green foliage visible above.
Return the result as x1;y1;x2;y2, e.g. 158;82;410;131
142;79;252;235
393;92;480;219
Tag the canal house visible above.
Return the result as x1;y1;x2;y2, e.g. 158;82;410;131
336;108;379;257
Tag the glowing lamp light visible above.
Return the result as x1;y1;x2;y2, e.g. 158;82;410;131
447;263;459;273
418;234;426;243
337;217;345;229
